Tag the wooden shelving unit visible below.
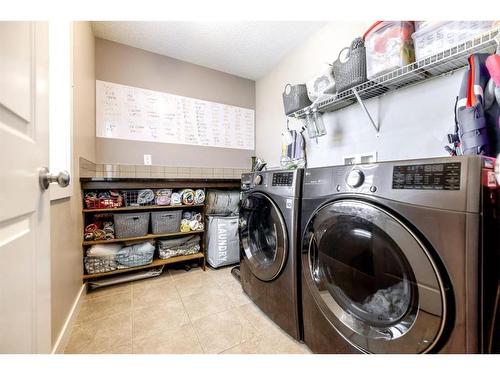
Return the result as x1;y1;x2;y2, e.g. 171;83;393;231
80;177;241;281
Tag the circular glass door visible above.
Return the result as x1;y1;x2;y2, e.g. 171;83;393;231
239;192;288;281
304;199;448;353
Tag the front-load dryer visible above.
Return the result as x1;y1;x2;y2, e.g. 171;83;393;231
239;169;302;340
301;156;500;353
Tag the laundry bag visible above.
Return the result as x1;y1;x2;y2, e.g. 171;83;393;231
205;216;240;268
205;190;240;216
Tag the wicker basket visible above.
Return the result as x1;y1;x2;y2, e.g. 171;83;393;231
114;212;150;239
151;210;182;234
332;38;367;92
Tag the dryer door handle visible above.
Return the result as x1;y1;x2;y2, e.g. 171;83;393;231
308;235;320;283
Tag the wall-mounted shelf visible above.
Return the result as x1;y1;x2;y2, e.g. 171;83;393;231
289;27;500;133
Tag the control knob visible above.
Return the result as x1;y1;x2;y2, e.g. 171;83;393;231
254;175;263;185
346;169;364;188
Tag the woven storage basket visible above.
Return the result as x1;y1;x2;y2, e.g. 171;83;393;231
282;84;312;115
114;212;150;239
151;210;182;234
332;37;367;92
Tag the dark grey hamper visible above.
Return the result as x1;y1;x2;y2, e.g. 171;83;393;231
151;210;182;234
282;84;312;115
114;212;150;239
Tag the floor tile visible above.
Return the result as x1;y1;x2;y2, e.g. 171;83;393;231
67;267;309;354
133;299;190;340
237;300;280;337
65;312;132;354
168;266;205;280
132;277;180;309
220;279;251;307
86;282;132;300
192;308;258;354
208;266;239;287
133;323;203;354
221;333;310;354
181;288;234;321
77;291;132;323
104;344;133;354
173;270;221;298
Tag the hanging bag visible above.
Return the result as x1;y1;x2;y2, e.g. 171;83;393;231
332;37;367;92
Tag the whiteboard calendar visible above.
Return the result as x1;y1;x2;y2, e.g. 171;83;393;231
96;80;255;150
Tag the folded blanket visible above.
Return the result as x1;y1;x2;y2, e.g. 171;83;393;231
116;241;155;267
86;243;122;257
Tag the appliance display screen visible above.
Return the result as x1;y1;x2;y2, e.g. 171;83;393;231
272;172;294;186
392;162;461;190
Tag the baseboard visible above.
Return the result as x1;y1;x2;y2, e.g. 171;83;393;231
51;283;87;354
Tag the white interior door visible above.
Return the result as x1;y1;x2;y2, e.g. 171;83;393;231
0;21;51;353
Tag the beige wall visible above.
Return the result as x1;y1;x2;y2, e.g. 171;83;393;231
95;38;256;169
255;21;371;167
255;21;459;168
50;21;96;348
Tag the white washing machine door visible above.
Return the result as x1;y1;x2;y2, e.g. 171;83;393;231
304;199;449;353
240;192;288;281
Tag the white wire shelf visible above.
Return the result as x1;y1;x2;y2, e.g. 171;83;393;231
290;27;500;121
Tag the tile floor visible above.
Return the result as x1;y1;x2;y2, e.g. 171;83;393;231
64;266;311;354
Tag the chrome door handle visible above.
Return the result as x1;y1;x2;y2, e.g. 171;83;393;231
39;167;71;190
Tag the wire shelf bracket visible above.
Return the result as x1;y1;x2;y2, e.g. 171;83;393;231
352;88;380;135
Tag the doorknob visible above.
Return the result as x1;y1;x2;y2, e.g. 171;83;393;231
39;167;71;190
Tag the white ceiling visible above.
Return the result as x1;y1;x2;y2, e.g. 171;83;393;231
91;21;327;80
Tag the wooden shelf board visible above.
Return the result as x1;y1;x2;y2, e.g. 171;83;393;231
83;203;204;213
81;179;241;190
82;252;205;280
82;230;204;246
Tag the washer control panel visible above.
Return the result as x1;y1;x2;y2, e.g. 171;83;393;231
272;172;294;186
346;169;365;188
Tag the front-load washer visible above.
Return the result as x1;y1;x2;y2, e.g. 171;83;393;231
239;169;302;340
301;156;500;353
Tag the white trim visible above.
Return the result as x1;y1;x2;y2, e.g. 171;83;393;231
49;21;73;201
51;283;86;354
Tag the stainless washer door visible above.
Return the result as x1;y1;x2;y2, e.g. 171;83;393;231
304;199;448;353
240;192;288;281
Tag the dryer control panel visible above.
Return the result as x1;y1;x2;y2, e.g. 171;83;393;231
392;162;461;190
272;172;294;186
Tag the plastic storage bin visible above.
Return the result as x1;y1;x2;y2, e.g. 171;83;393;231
151;210;182;234
364;21;415;79
114;212;150;239
412;21;497;61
